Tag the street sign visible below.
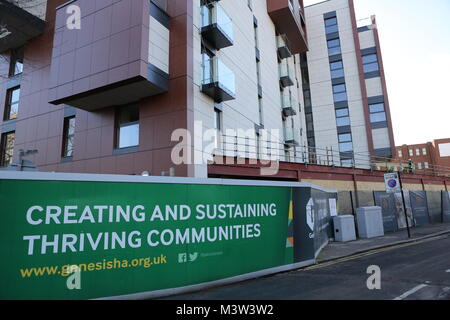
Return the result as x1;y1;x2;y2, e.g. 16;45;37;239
384;173;401;193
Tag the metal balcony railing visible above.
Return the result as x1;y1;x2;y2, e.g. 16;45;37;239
210;133;450;178
201;56;236;102
200;2;233;49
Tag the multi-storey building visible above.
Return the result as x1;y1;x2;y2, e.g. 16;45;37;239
0;0;395;179
302;0;395;168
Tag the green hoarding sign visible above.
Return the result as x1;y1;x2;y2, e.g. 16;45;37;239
0;178;294;299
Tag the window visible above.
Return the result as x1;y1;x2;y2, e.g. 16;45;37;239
398;150;403;158
409;149;413;157
327;38;341;56
116;105;139;149
369;103;386;123
424;162;429;169
415;148;420;156
0;131;15;167
335;108;350;127
62;116;76;158
339;133;353;154
362;54;379;74
214;109;222;131
339;132;353;166
303;89;311;108
330;60;344;79
324;17;338;34
417;162;423;170
306;113;314;131
422;148;427;156
9;47;24;77
4;87;21;121
332;83;347;102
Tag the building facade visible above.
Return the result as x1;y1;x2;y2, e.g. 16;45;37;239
0;0;395;178
302;0;395;168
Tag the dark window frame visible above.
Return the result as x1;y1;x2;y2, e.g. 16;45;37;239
0;131;15;167
3;86;21;121
115;105;140;150
9;47;24;77
62;116;76;158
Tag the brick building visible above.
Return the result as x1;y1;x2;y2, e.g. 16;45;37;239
395;138;450;175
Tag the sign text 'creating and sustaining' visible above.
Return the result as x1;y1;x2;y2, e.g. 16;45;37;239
23;203;279;255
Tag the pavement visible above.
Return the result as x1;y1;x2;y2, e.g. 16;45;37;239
162;223;450;300
317;223;450;263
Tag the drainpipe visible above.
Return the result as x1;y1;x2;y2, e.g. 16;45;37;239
353;173;359;208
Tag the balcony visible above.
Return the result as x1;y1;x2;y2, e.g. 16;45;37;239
284;126;298;146
201;2;233;50
281;91;297;117
279;61;294;88
201;56;236;103
277;35;292;59
267;0;308;54
0;0;46;53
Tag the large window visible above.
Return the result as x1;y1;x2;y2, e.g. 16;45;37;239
9;47;24;77
62;116;76;158
369;103;386;123
362;53;379;73
0;131;15;167
324;17;338;34
327;38;341;56
4;87;20;121
116;105;139;149
332;83;347;102
336;108;351;127
330;60;344;79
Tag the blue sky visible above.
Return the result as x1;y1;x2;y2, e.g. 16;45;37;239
304;0;450;145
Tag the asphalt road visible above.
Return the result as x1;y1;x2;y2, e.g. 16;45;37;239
163;235;450;300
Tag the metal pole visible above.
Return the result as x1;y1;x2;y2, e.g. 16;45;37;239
398;171;411;239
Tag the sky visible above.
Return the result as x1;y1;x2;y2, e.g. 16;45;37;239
304;0;450;145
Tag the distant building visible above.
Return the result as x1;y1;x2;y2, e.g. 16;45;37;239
395;138;450;175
